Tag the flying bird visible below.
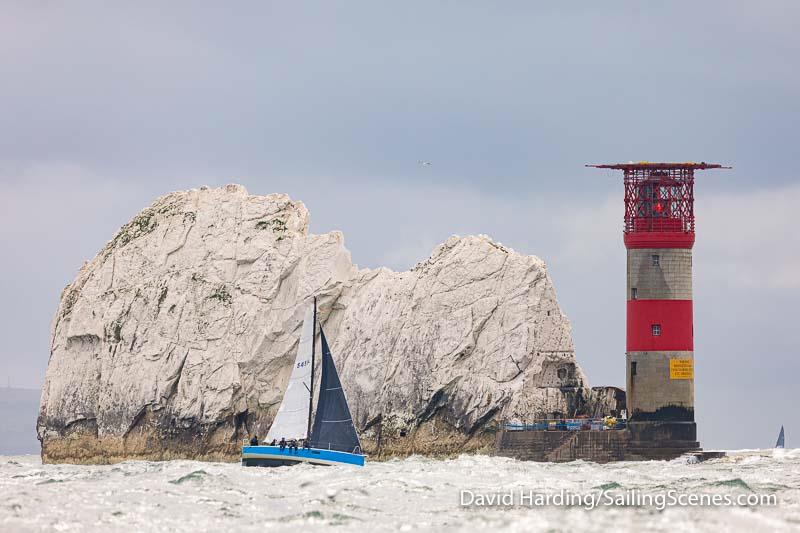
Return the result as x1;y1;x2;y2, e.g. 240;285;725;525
417;160;432;167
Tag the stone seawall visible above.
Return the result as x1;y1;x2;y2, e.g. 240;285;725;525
495;428;701;462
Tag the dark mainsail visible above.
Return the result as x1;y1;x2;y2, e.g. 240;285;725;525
310;328;361;453
776;426;785;449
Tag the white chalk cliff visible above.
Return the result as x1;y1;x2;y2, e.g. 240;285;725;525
38;185;614;463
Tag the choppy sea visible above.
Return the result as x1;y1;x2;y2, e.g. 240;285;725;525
1;449;798;532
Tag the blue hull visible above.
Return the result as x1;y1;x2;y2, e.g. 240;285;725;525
241;445;365;467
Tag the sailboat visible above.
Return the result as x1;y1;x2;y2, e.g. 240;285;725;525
776;426;785;449
241;299;365;467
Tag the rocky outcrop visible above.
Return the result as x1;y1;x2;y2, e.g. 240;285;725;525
38;185;619;463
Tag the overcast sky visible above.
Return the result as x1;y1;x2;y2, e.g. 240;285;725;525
1;1;798;450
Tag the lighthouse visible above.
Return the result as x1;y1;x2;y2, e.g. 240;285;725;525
589;162;728;453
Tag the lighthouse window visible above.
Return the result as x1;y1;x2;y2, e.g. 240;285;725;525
652;324;661;336
630;361;637;376
631;287;638;300
651;254;660;267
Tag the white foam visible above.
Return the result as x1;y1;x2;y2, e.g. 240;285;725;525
1;450;796;532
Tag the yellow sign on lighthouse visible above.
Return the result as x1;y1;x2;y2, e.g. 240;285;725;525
669;358;694;380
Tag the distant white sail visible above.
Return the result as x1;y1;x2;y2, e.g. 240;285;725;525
266;305;314;442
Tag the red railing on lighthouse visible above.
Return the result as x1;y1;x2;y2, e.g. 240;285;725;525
623;167;695;234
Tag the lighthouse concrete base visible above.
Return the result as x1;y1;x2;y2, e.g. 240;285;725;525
494;427;702;463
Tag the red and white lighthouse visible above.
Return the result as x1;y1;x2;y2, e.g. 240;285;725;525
589;162;728;450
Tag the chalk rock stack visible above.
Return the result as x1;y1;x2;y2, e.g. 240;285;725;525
38;185;614;463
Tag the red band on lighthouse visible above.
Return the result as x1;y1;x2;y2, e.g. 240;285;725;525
626;299;694;351
624;232;695;249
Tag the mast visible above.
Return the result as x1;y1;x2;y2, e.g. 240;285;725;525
307;297;317;441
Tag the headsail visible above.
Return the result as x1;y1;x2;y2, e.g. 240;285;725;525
266;305;314;442
310;328;361;453
776;426;785;449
